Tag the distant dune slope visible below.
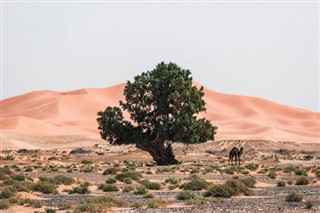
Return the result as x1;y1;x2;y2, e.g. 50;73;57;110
1;83;319;147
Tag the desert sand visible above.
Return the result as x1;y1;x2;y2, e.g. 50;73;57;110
0;82;319;150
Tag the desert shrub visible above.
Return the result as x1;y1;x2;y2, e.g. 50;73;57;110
58;201;74;210
131;201;144;208
225;179;253;196
76;196;128;212
245;163;259;171
115;171;142;182
3;179;33;192
81;160;93;165
283;166;295;173
180;175;208;191
294;169;306;176
238;176;256;188
165;177;179;185
295;177;309;185
143;193;154;198
12;175;25;181
286;192;302;202
204;178;253;198
0;187;16;199
44;208;57;213
69;182;90;194
27;199;44;208
190;168;200;174
124;178;132;184
32;181;58;194
80;166;95;173
54;175;75;185
224;168;234;175
268;171;277;179
155;168;174;174
305;200;313;209
258;168;268;174
102;167;119;175
0;200;11;209
203;184;233;198
0;167;12;180
287;180;293;185
102;184;119;192
176;190;197;200
134;186;148;195
123;185;135;192
277;181;286;187
105;178;116;184
140;179;161;190
146;199;168;208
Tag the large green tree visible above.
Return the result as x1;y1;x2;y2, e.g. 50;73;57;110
97;62;217;165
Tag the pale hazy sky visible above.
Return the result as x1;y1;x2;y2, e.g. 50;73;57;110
1;1;319;112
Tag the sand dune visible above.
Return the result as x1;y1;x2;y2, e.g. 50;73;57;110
1;82;319;149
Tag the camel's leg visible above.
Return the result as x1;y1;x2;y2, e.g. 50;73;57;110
234;155;238;166
238;154;241;165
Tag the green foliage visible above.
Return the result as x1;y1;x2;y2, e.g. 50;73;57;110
115;171;142;182
176;190;196;200
123;185;135;192
286;192;302;202
0;187;16;199
32;181;58;194
69;182;91;194
295;177;309;185
101;184;119;192
267;171;277;179
0;200;11;210
277;181;286;187
97;62;216;164
305;200;313;209
102;167;119;175
203;177;254;198
105;178;116;184
165;177;179;185
245;163;259;171
140;179;161;190
134;186;148;195
180;175;208;191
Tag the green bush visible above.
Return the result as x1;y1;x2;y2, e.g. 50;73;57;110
12;175;25;181
105;178;116;184
102;167;119;175
134;186;148;195
305;200;313;209
76;196;129;212
140;179;161;190
165;177;179;185
123;178;132;184
176;190;197;200
143;193;154;198
0;187;16;199
32;181;58;194
115;171;142;182
180;175;208;191
238;176;256;188
54;175;75;185
123;185;135;192
277;181;286;187
245;163;259;171
295;177;309;185
27;199;44;208
203;184;232;198
0;167;13;180
268;171;277;179
102;184;119;192
69;182;91;194
204;178;253;198
0;200;11;209
286;192;302;202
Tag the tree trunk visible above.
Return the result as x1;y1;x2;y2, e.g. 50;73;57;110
137;142;180;165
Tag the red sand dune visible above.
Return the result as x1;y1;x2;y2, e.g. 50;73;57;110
1;83;319;148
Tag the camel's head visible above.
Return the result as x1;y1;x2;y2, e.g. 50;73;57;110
240;147;244;155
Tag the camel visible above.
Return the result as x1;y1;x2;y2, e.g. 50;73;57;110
228;147;243;165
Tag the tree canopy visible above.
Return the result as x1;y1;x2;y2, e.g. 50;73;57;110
97;62;217;165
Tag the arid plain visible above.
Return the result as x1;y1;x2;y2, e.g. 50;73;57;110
0;83;319;212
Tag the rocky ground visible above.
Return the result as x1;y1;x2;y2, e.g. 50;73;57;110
0;140;319;213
